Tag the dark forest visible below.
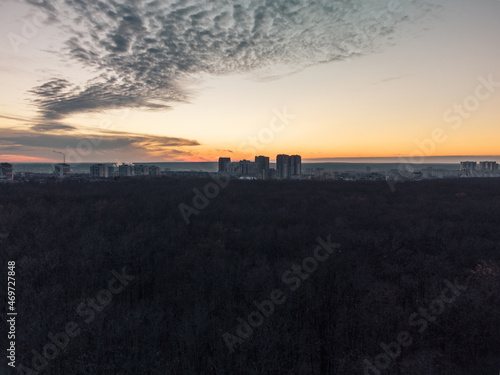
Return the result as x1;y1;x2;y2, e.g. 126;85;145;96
1;177;499;375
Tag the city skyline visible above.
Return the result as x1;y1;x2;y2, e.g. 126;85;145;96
1;0;499;162
3;155;499;182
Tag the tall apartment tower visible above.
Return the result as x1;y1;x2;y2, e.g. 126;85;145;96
255;156;270;179
107;164;119;177
218;157;231;173
276;154;290;180
479;161;498;171
290;155;302;177
134;165;149;176
119;163;134;177
148;166;161;176
460;161;477;173
90;164;108;178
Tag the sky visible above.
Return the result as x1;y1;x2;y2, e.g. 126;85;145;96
0;0;499;163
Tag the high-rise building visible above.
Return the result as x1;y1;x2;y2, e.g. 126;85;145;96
107;163;119;177
276;154;290;180
219;157;231;173
90;164;108;178
134;165;149;176
255;156;270;179
239;160;255;176
479;161;498;171
276;154;302;179
0;163;13;180
290;155;302;177
149;166;161;176
54;163;71;178
119;163;134;177
460;161;477;173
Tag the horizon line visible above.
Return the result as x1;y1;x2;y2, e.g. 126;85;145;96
4;155;500;164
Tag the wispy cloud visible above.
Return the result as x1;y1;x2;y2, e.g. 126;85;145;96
0;114;32;123
372;74;411;85
25;0;435;120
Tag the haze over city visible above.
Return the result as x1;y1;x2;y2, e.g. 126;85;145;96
1;0;499;163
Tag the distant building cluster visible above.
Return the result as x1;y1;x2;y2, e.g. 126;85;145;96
90;163;162;178
1;158;499;183
0;163;13;180
218;154;302;180
460;161;498;174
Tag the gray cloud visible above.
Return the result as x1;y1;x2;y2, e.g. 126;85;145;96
26;0;436;119
0;126;199;153
31;122;76;132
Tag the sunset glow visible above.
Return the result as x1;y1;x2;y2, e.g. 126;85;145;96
1;0;499;163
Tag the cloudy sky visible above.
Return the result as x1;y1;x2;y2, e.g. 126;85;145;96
0;0;499;163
